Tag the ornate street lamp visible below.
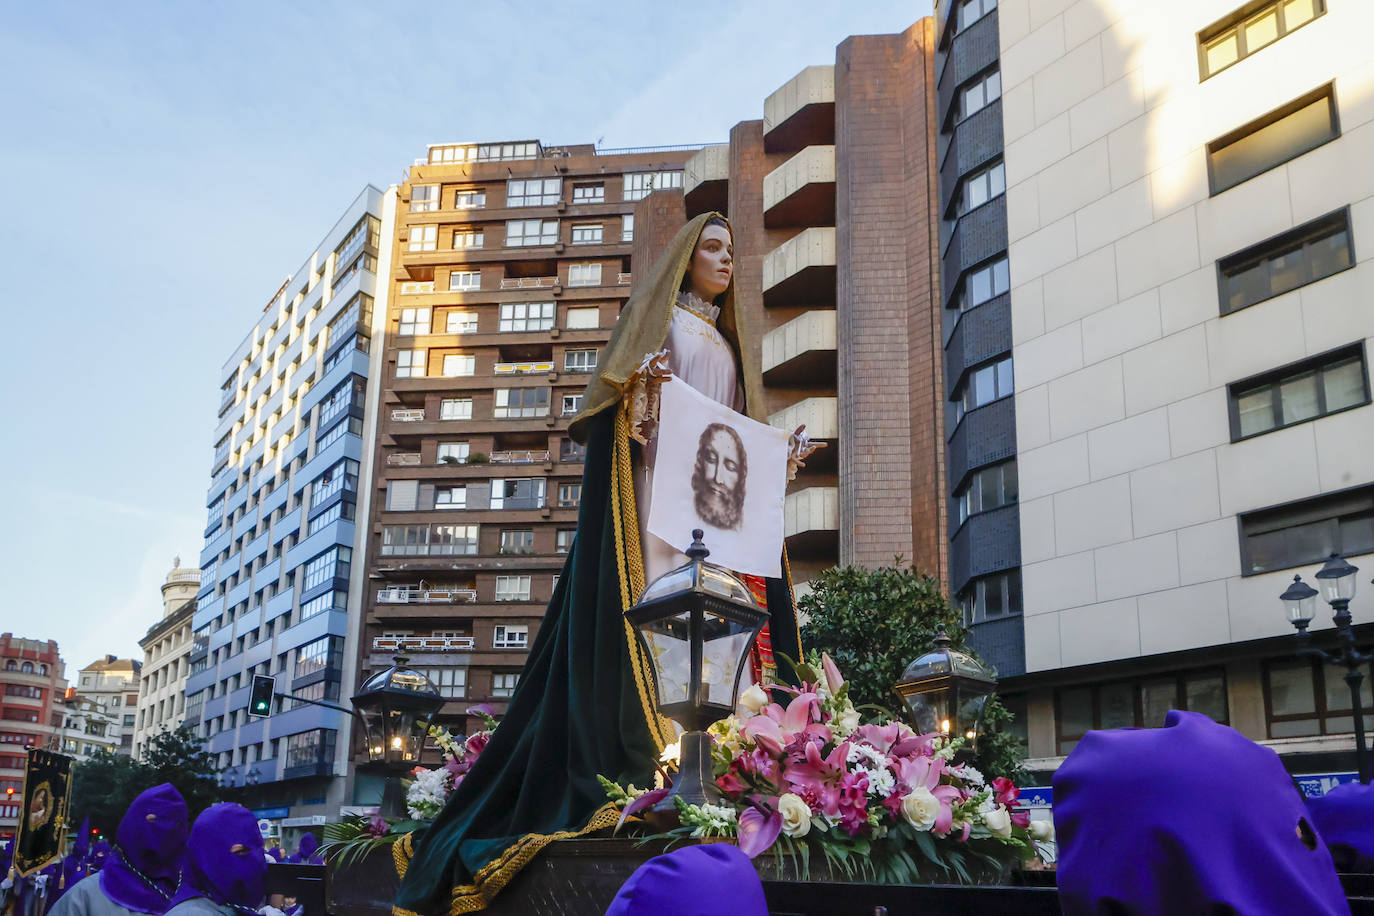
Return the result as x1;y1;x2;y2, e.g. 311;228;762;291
625;530;769;811
1281;555;1371;783
894;628;997;748
351;656;445;814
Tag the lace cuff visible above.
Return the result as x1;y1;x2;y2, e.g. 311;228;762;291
624;349;671;445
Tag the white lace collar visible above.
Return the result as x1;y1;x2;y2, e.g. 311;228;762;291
676;289;721;324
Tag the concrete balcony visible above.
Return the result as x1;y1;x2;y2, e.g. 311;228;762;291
763;227;836;307
769;397;838;440
764;65;836;154
761;310;837;385
784;486;839;556
763;146;836;228
683;143;729;216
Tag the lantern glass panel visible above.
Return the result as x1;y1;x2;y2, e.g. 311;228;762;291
902;689;949;735
700;610;756;706
638;610;694;706
957;689;991;740
359;707;387;763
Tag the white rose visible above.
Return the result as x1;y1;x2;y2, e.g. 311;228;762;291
983;805;1012;838
738;684;769;715
1029;818;1055;843
833;706;862;737
778;793;812;838
901;787;940;831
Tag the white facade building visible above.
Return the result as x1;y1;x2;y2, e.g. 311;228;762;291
134;559;199;758
76;656;142;755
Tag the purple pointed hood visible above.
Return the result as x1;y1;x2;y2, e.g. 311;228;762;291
90;839;112;871
169;803;266;911
606;844;767;916
100;783;188;914
1054;710;1350;915
295;834;320;865
1308;781;1374;871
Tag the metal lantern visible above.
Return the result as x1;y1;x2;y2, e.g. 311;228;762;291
351;656;445;767
1314;553;1360;608
625;530;769;809
894;628;998;746
1280;574;1319;631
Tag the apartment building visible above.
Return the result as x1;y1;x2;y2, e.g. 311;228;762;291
358;140;696;740
190;186;394;825
75;656;141;755
679;22;946;591
55;693;120;762
133;559;199;758
0;634;63;838
936;0;1374;777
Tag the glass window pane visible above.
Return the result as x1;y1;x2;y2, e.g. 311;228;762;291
1059;688;1093;738
974;365;996;405
1268;662;1317;716
1339;512;1374;558
1140;680;1176;728
1185;673;1227;723
1283;0;1317;28
1244;9;1279;52
1224;260;1269;312
1003;461;1019;503
1099;683;1135;730
1279;372;1320;424
1006;570;1022;613
1270;718;1322;738
989;163;1006;197
1205;31;1240;74
969;267;991;304
1236;386;1275;436
1323;662;1374;713
1322;359;1364;412
991;258;1010;297
986;71;1001;103
996;359;1014;397
984;576;1005;617
1247;518;1335;574
1307;227;1351;278
980;466;1001;509
1267;245;1306;295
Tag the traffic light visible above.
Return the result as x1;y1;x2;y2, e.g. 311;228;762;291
248;675;276;717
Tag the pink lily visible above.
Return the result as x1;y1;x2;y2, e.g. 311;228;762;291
737;797;782;858
615;789;670;832
821;653;845;695
740;715;785;755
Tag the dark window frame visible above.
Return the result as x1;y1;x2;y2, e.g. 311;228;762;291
953;458;1019;529
1237;482;1374;576
1217;208;1355;315
1226;341;1370;441
1197;0;1326;81
1262;654;1374;739
958;568;1023;626
1055;668;1230;755
1206;83;1339;195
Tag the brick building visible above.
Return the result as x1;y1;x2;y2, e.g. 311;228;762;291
359;141;697;740
0;634;63;838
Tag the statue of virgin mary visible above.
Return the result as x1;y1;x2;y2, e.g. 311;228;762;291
391;211;806;915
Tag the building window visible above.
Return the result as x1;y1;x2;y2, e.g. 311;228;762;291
1239;484;1374;576
408;225;437;252
420;667;466;698
568;263;602;287
303;548;351;592
499;530;534;555
396;350;426;379
956;68;1001;122
442;354;476;377
489;478;546;510
622;214;635;242
492;672;520;698
954;459;1018;525
446;312;479;334
493;388;550;418
410;185;440;212
387;480;420;511
957;569;1022;625
571;223;603;245
440;398;473;420
623;171;683;201
454;189;486;210
1218;209;1354;315
560;438;587;463
506;219;558;247
452;228;483;250
449;270;481;292
958;161;1005;216
1056;670;1228;754
380;524;478;556
398;308;430;335
572;182;604;204
437;442;470;464
558;483;582;508
1264;655;1373;738
494;576;532;602
1229;344;1368;440
954;256;1009;312
1199;0;1324;80
507;178;561;207
435;486;466;510
493;625;529;649
1207;84;1338;195
564;349;597;373
499;303;555;332
555;529;575;553
565;307;599;329
561;393;583;416
951;356;1013;426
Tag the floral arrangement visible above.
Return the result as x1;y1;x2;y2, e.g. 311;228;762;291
321;706;497;865
603;654;1053;884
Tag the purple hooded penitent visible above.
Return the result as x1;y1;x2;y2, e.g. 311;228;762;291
605;844;767;916
168;804;266;911
101;783;189;914
1308;781;1374;872
1054;710;1350;916
286;834;321;866
91;840;112;873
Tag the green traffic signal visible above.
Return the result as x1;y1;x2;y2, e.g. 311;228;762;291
249;675;276;717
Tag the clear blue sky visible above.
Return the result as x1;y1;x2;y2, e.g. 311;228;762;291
0;0;932;676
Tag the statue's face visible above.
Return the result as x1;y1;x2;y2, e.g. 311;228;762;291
686;223;733;299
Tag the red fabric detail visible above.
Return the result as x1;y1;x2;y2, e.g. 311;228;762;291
740;574;773;683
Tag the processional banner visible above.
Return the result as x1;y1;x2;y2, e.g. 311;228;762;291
11;748;74;877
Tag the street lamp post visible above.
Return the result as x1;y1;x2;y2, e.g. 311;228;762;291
1281;554;1372;784
350;656;446;816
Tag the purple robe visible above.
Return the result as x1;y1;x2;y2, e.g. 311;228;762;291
1308;781;1374;872
1054;709;1350;915
605;844;767;916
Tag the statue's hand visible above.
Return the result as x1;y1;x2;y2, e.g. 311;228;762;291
786;424;826;481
